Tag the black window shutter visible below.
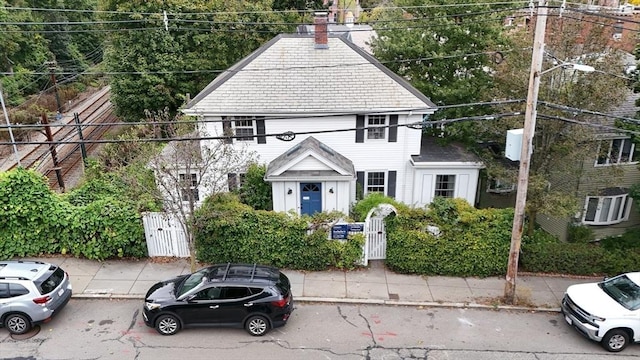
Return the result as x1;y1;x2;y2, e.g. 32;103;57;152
256;118;266;144
387;171;396;198
356;115;365;143
222;117;233;144
228;173;237;190
388;115;398;143
357;171;365;189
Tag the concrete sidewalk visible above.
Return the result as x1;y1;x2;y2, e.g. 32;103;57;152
26;256;600;312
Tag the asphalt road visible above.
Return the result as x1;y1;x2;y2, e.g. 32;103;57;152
1;299;640;359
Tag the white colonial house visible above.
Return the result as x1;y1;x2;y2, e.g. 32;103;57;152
181;14;483;216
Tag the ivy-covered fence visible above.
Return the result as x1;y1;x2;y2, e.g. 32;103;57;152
0;168;146;260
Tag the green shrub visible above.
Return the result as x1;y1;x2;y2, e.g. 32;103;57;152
193;194;364;270
237;163;272;211
599;229;640;251
567;224;595;243
385;198;513;277
350;193;407;222
0;168;147;260
520;242;640;276
61;199;146;260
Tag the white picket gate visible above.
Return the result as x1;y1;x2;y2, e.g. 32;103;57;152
365;217;386;260
362;204;397;265
142;212;190;257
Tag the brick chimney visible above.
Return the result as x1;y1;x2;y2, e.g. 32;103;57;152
314;12;328;49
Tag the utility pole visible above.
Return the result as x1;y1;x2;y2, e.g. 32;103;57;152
46;61;62;114
0;84;21;167
41;114;65;191
504;0;547;304
73;112;87;166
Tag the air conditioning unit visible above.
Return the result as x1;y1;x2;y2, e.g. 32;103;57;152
613;33;622;41
505;129;523;161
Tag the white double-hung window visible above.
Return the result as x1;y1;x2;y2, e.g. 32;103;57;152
367;115;387;140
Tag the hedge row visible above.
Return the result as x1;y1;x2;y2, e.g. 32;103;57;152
192;193;364;270
0;168;146;260
520;241;640;276
385;198;514;277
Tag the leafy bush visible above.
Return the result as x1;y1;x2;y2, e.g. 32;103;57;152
567;224;595;243
599;229;640;251
0;168;147;260
350;192;407;222
193;194;363;270
238;163;272;210
60;199;146;260
0;169;66;256
385;198;513;277
520;242;640;276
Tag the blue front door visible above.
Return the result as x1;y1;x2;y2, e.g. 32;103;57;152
300;183;322;215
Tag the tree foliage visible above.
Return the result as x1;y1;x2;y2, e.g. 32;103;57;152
100;0;299;122
370;0;512;130
477;15;629;233
237;163;273;211
146;111;257;270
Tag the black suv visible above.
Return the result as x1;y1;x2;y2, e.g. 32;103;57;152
143;263;294;336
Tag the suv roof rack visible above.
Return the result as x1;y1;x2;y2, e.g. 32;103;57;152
0;276;30;280
209;263;278;283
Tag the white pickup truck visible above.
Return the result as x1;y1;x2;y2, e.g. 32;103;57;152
561;272;640;352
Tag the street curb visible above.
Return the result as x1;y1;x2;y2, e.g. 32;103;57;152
71;293;561;313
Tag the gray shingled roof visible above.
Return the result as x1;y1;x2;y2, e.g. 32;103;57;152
266;136;355;178
183;34;436;116
412;136;483;164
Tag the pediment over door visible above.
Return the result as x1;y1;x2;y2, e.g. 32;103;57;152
265;136;355;181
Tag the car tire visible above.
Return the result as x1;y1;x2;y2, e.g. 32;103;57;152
245;315;270;336
602;329;630;352
6;313;31;335
155;314;180;336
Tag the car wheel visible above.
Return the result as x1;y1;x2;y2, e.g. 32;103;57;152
245;315;270;336
6;313;31;335
155;314;180;336
602;329;630;352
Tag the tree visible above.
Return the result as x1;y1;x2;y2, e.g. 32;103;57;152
478;13;629;235
100;0;298;122
147;111;257;271
370;0;512;133
0;2;51;103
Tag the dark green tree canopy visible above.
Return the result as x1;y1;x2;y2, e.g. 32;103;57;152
100;0;299;122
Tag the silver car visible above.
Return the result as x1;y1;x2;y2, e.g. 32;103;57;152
0;260;73;334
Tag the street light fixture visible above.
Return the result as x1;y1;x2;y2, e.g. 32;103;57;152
504;0;595;304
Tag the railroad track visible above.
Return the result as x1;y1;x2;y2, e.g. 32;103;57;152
6;86;116;190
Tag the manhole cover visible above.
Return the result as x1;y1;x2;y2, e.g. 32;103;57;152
10;325;41;340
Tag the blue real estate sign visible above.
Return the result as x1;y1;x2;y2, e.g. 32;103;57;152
331;223;364;239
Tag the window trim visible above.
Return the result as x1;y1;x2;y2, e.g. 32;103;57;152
582;193;631;225
179;172;200;202
365;171;386;195
595;138;637;167
366;115;387;141
487;178;515;194
231;116;256;142
435;174;456;198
